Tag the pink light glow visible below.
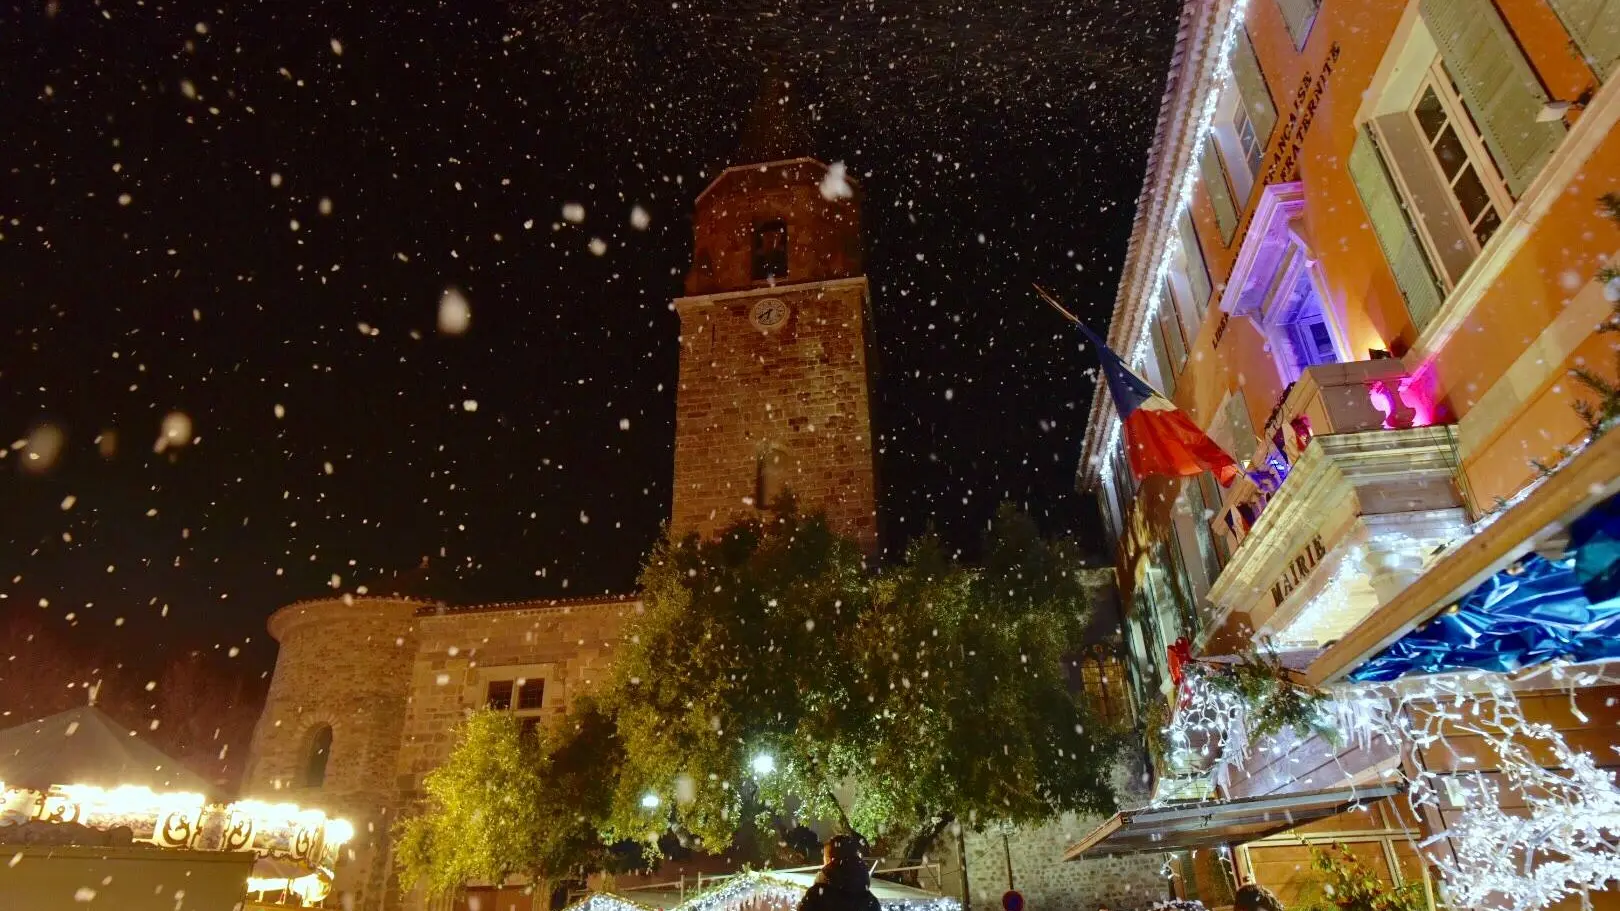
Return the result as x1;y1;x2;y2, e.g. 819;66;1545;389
1366;371;1439;430
1367;379;1406;429
1397;372;1438;428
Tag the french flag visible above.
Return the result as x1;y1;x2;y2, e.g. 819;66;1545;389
1077;322;1240;485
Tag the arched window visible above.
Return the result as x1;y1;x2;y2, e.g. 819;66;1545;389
755;447;789;512
303;725;333;788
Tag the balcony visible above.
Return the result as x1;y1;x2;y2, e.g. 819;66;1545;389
1202;359;1468;650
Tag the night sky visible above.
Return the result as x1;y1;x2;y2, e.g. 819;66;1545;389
1;0;1180;685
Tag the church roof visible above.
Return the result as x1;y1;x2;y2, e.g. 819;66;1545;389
0;705;216;795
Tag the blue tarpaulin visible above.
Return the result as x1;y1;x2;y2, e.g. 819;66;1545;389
1350;490;1620;682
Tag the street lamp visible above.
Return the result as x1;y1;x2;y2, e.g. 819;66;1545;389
750;753;776;776
641;793;661;809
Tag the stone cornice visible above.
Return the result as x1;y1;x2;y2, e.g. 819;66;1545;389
672;276;869;316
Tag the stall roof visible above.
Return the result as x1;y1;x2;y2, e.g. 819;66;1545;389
0;705;215;795
1064;783;1403;860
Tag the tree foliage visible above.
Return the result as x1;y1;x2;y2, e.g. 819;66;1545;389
606;504;1120;851
396;505;1122;893
1571;192;1620;439
396;700;638;896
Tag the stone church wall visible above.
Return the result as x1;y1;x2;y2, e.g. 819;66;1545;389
922;757;1169;911
392;597;635;798
928;815;1171;911
671;280;877;550
243;596;423;911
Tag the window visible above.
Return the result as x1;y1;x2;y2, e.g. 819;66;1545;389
1149;319;1178;398
1111;435;1137;501
755;447;789;510
1208;391;1258;468
1197;472;1232;565
517;678;545;710
1174;479;1223;614
1075;646;1132;726
519;717;542;744
1214;30;1277;209
1237;107;1264;177
1351;0;1566;333
1177;214;1213;314
1275;0;1320;49
1157;289;1189;377
486;679;514;711
486;674;547;731
1262;257;1342;382
751;220;788;281
1409;70;1509;251
303;725;332;788
1199;144;1240;243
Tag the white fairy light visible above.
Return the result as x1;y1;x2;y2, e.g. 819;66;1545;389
1096;0;1256;491
1164;664;1620;911
561;870;961;911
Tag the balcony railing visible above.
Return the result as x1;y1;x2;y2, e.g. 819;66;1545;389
1201;358;1466;648
1212;359;1441;556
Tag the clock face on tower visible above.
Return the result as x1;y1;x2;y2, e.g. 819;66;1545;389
750;297;789;330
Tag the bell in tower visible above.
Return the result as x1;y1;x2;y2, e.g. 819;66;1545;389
669;72;878;551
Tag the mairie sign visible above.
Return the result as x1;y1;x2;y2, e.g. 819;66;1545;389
1270;535;1327;607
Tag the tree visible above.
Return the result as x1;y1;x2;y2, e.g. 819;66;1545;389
395;698;639;897
606;508;875;851
1571;192;1620;439
848;508;1120;843
396;505;1123;893
605;505;1120;855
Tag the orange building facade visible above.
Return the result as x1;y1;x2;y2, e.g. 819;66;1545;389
1075;0;1620;908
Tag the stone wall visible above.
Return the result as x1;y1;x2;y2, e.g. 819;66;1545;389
671;279;878;550
392;597;634;797
387;597;636;911
243;596;422;911
928;816;1171;911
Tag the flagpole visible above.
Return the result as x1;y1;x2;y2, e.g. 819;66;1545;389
1032;283;1081;326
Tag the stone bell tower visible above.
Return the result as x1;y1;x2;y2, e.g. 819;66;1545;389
669;74;878;550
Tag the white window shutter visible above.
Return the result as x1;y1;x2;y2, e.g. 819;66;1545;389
1232;31;1278;146
1421;0;1566;197
1273;0;1321;48
1348;128;1445;332
1178;214;1213;313
1199;145;1241;243
1547;0;1620;79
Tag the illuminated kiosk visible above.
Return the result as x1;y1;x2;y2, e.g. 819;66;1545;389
0;704;353;909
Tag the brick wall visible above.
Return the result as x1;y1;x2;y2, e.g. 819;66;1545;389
671;279;878;550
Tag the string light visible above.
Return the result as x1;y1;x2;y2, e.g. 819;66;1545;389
0;782;351;884
1096;0;1254;491
1163;664;1620;911
567;870;962;911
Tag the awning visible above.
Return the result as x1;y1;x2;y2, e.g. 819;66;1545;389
1064;783;1404;860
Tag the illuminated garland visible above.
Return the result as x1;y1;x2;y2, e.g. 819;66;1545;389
1097;0;1254;492
1162;664;1620;911
566;870;962;911
0;782;352;873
